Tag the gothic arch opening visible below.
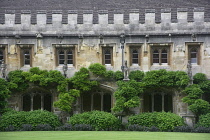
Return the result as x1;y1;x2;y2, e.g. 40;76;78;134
81;88;112;113
143;93;173;112
22;89;52;111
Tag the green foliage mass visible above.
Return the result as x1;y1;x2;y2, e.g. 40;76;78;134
8;67;66;92
88;63;106;76
188;99;210;116
129;70;144;81
0;110;60;131
0;78;11;114
128;112;185;131
182;85;203;105
68;111;121;131
143;69;189;89
69;67;98;92
113;71;124;81
112;80;144;113
8;70;29;92
54;89;80;112
193;73;207;84
182;73;210;117
197;113;210;127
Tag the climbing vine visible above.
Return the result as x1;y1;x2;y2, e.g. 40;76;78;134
3;63;210;116
182;73;210;119
0;78;11;114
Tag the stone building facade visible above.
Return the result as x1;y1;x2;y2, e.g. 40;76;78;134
1;0;210;125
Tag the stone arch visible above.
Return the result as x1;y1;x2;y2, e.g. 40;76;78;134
80;84;115;113
22;86;53;111
142;90;173;113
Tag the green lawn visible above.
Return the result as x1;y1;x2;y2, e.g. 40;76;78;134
0;131;210;140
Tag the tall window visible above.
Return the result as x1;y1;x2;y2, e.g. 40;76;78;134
19;45;33;67
102;47;113;65
56;48;75;66
188;45;200;65
151;47;170;65
188;46;200;65
24;50;30;65
130;47;141;66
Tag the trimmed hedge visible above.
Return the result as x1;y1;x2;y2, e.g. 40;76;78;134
197;113;210;127
128;112;185;131
0;110;60;131
68;111;121;131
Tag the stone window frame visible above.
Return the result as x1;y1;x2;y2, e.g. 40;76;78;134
0;45;7;65
143;92;173;113
150;44;171;66
129;45;142;66
54;44;76;67
102;46;113;66
18;44;34;67
22;92;52;112
187;43;201;65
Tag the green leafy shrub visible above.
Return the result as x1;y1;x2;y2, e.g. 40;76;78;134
114;71;124;81
25;110;60;128
193;73;207;84
0;78;11;114
128;112;184;131
197;113;210;127
129;70;144;81
112;80;144;113
69;111;121;131
188;99;210;116
88;63;106;76
0;110;60;131
143;69;189;89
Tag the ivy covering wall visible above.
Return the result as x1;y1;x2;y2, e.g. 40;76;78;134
1;63;210;118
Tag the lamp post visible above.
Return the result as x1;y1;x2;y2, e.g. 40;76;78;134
63;61;68;78
1;59;6;79
120;33;125;73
